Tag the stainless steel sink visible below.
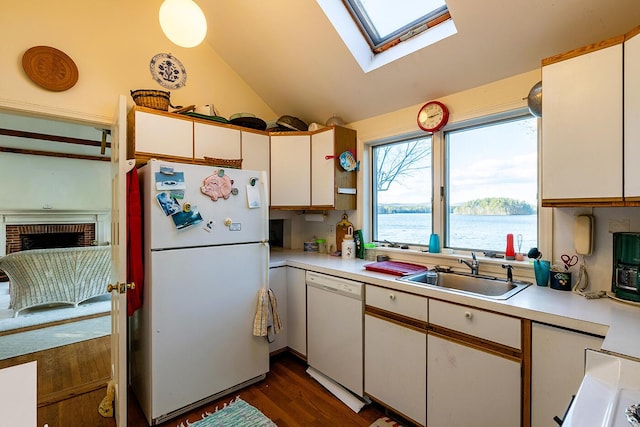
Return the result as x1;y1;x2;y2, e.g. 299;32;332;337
397;271;531;300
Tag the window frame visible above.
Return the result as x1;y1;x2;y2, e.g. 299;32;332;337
368;107;546;257
370;132;434;247
342;0;451;53
442;112;539;254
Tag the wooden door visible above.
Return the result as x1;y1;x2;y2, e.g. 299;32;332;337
110;95;133;426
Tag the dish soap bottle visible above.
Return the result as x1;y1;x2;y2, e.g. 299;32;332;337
354;229;364;259
342;227;356;260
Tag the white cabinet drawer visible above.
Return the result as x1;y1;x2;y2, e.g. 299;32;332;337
429;299;521;349
366;285;427;321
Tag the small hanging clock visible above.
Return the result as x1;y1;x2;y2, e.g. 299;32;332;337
150;53;187;89
417;100;449;132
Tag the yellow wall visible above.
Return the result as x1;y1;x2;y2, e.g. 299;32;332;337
349;70;540;142
0;0;276;125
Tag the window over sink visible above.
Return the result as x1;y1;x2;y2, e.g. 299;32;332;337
370;110;539;255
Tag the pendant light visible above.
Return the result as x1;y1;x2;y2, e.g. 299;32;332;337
159;0;207;48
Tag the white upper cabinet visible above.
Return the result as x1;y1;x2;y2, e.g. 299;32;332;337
625;28;640;201
128;108;193;161
241;131;270;174
541;38;623;206
311;128;335;207
270;126;357;210
270;134;311;207
193;122;241;161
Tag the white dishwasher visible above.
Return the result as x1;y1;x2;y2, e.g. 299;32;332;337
306;271;364;398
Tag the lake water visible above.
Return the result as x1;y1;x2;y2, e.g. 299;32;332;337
376;213;537;253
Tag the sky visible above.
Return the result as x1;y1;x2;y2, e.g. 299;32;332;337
378;117;538;206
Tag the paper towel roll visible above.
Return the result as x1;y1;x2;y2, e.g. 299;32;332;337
304;214;326;222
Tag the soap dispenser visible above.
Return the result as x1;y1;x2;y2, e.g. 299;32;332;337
342;227;356;260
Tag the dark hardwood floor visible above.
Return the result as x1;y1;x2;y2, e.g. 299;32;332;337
1;337;391;427
132;352;386;427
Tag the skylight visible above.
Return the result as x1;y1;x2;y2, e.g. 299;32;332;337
317;0;456;72
344;0;449;52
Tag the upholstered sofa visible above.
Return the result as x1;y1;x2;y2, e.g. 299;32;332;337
0;246;111;317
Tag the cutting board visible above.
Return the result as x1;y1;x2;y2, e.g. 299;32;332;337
364;261;428;276
336;213;353;252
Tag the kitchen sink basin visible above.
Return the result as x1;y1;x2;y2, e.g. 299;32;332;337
397;271;531;300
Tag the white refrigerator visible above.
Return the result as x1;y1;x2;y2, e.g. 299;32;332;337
131;159;270;425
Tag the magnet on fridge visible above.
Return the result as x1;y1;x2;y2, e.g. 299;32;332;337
217;169;224;177
250;177;258;186
183;202;191;212
204;219;215;232
159;165;175;175
231;188;239;196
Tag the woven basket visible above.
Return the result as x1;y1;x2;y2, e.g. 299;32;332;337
130;89;171;111
204;157;243;169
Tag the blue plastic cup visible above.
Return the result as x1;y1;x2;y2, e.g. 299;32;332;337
534;260;550;287
428;234;441;253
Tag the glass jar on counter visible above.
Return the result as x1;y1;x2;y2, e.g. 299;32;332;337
364;243;376;261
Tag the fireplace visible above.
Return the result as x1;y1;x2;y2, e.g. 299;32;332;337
1;223;96;282
6;223;96;254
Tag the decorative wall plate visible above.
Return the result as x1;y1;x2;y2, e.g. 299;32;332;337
150;53;187;89
22;46;79;91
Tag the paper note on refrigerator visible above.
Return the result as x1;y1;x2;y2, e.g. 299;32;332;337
246;184;261;208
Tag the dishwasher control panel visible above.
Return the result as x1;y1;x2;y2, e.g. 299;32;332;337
306;271;363;299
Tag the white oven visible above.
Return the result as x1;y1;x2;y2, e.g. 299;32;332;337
563;349;640;426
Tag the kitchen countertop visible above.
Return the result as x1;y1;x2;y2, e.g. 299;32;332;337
270;250;640;359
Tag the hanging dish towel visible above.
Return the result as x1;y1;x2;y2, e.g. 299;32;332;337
126;168;144;315
253;288;282;343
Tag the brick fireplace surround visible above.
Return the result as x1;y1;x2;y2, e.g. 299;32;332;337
1;221;100;282
5;223;96;254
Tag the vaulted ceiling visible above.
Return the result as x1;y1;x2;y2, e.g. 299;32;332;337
202;0;640;125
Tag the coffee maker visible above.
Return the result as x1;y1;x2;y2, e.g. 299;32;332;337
612;232;640;302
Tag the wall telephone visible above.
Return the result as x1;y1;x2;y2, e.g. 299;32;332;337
574;215;594;256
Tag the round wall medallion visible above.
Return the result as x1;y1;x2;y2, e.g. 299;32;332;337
150;53;187;89
22;46;79;92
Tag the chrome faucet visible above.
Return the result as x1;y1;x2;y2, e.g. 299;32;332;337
502;264;513;282
459;252;479;275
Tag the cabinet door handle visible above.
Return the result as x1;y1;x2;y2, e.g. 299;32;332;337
464;311;473;320
389;293;396;301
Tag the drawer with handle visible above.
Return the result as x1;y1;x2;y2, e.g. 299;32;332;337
366;284;427;321
429;299;521;349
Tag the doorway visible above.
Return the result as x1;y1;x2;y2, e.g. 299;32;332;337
0;109;112;354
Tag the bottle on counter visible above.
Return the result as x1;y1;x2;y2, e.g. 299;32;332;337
342;227;356;260
364;243;376;261
354;229;364;259
505;233;516;260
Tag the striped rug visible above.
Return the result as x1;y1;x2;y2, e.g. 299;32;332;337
177;397;276;427
369;416;404;427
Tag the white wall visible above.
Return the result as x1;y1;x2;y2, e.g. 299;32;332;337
0;152;109;211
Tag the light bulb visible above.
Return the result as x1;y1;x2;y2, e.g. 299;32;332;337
159;0;207;48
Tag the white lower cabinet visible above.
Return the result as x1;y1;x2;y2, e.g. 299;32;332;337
365;314;426;425
531;323;604;427
286;267;306;357
364;285;428;426
427;334;521;427
268;266;287;354
427;299;523;427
